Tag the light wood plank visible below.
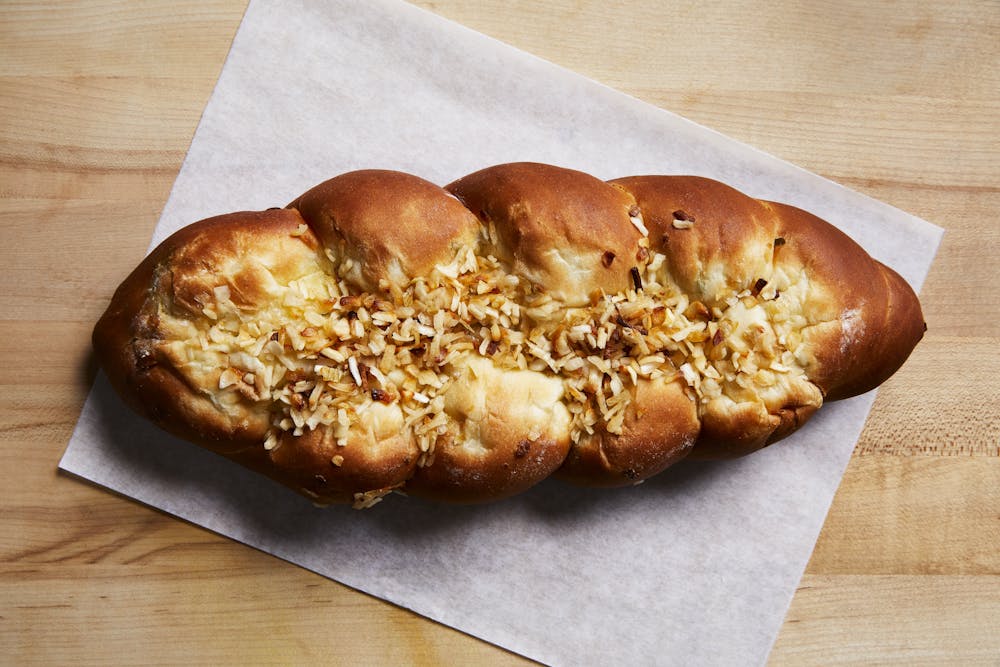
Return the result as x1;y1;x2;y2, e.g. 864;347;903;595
0;202;160;320
634;91;1000;190
770;574;1000;665
856;337;1000;455
810;456;1000;575
413;2;1000;99
0;1;246;78
1;559;534;666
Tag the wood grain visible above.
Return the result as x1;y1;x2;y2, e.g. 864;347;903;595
3;560;535;666
854;337;1000;456
2;0;997;664
771;575;1000;665
810;457;1000;574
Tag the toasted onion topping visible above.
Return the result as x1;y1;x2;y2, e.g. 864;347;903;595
165;240;817;469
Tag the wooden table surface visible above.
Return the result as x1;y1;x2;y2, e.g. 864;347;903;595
3;1;998;664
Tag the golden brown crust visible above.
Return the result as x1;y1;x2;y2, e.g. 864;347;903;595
557;377;699;487
406;358;572;502
762;202;926;400
290;170;480;292
610;176;923;458
93;209;312;454
93;163;926;505
93;208;423;504
448;163;644;306
610;175;779;305
254;407;418;504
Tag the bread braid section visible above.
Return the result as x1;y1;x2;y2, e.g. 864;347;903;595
93;163;925;506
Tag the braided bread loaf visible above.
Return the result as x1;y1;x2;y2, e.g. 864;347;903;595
93;163;925;507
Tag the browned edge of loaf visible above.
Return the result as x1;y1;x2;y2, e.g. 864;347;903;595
89;209;396;501
611;175;925;458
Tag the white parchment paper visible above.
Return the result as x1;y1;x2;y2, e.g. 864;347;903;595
61;1;943;664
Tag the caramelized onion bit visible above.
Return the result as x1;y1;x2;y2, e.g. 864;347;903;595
371;388;392;403
630;267;643;291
